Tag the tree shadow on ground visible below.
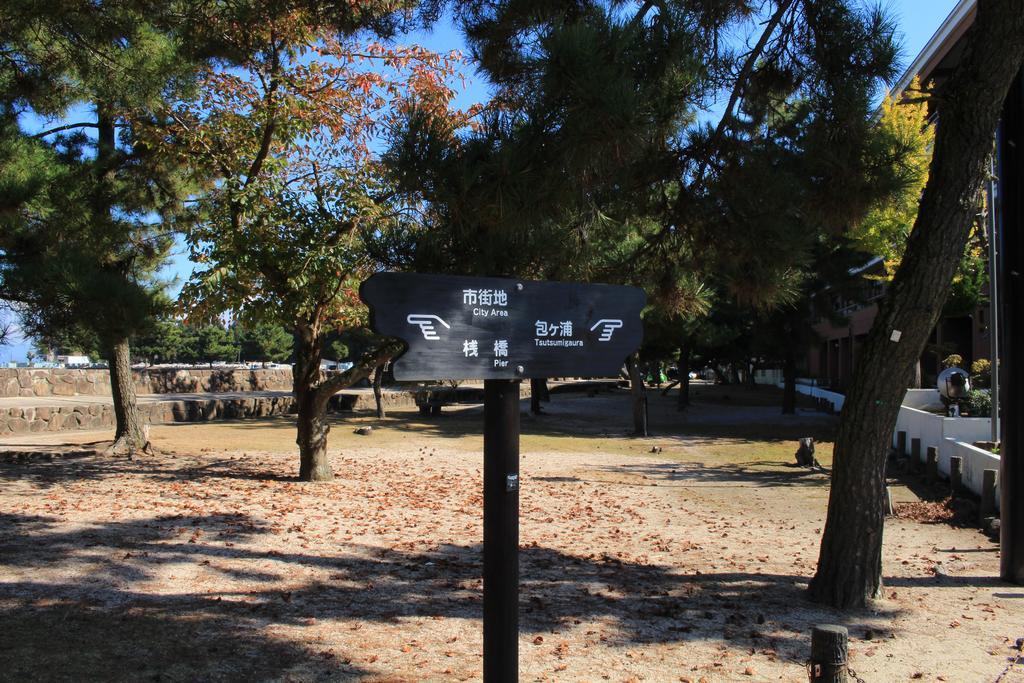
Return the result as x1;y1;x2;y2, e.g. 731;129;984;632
329;392;838;447
0;509;930;679
536;460;832;489
0;448;298;487
0;440;832;494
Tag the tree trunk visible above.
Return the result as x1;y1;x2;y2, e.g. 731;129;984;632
292;328;399;482
296;389;332;481
106;336;149;454
782;345;797;415
95;108;148;456
677;347;691;410
809;1;1024;608
626;353;648;436
373;363;386;419
530;378;544;415
293;327;333;481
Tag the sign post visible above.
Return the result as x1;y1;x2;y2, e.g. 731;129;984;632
361;273;644;680
483;378;520;680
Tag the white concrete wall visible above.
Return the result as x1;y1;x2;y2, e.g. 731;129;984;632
902;389;943;411
892;406;991;474
785;382;1000;507
947;438;1000;506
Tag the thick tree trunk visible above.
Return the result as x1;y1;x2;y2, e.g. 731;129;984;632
106;337;149;454
809;1;1024;608
373;363;386;419
293;328;333;482
626;353;648;436
292;327;399;481
677;347;691;410
782;345;797;415
297;388;333;481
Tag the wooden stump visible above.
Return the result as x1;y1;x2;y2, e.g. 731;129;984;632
910;438;921;472
981;469;998;518
810;625;849;682
926;446;939;485
950;456;964;495
896;431;907;457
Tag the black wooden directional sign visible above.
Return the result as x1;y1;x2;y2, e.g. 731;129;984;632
360;273;645;381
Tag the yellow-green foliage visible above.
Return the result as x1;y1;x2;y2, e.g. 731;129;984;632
942;354;963;369
970;358;991;388
849;79;934;275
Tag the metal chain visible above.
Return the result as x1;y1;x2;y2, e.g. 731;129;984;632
806;661;867;683
994;640;1024;683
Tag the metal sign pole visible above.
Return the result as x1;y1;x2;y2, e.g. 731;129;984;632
360;272;644;673
483;378;520;681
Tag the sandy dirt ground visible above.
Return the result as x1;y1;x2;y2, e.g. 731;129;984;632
0;385;1020;682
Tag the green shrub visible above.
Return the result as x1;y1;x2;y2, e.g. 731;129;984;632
970;358;991;388
963;389;991;417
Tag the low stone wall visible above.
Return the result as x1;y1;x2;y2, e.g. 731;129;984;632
0;388;428;436
0;404;117;435
1;369;109;398
330;390;420;412
140;368;294;394
0;367;295;398
0;383;537;436
0;395;300;436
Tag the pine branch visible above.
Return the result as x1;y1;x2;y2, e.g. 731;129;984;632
694;0;796;183
31;122;101;138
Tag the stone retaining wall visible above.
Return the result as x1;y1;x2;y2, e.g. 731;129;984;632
0;389;424;436
0;396;300;436
0;382;534;436
0;367;295;398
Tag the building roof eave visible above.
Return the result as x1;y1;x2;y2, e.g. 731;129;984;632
891;0;976;98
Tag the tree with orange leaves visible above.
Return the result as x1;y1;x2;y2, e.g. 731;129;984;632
170;9;466;481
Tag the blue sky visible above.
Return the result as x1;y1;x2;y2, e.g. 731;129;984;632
1;0;962;362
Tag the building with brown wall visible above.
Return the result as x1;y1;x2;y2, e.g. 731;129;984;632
801;0;999;392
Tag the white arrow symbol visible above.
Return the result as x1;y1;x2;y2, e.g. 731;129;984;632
407;314;450;340
590;319;623;341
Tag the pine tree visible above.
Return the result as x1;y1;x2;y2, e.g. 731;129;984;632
385;1;908;435
239;323;293;366
0;2;201;453
809;0;1024;607
1;1;420;455
133;319;187;365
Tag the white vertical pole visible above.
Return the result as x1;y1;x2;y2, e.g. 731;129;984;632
988;157;1001;443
